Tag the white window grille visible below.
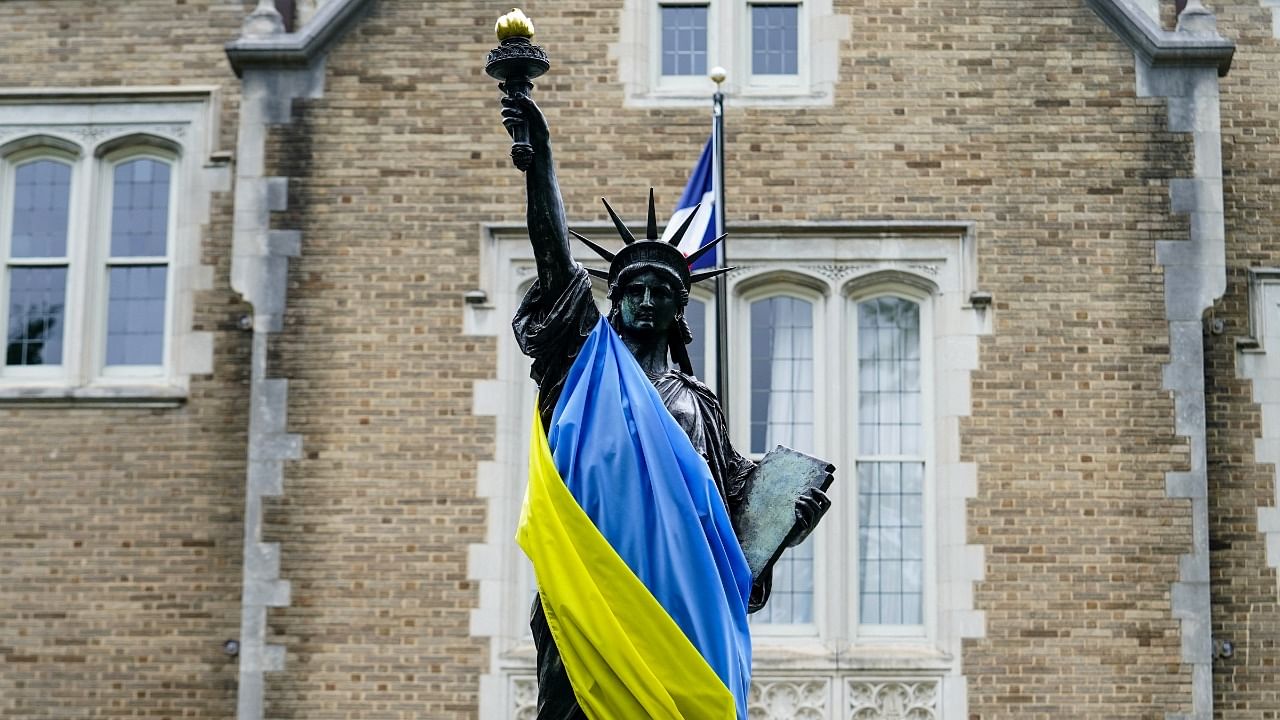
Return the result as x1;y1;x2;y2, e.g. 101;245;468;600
0;88;221;401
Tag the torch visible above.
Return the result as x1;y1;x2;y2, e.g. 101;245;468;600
486;9;550;172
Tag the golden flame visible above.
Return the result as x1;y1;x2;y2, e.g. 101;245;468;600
495;8;535;41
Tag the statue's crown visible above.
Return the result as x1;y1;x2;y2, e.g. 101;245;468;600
572;189;730;289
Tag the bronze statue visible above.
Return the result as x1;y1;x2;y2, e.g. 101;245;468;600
498;86;831;720
489;11;831;718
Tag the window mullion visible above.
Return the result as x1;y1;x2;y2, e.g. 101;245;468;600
72;153;102;385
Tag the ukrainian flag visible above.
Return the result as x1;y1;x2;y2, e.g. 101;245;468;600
517;316;753;719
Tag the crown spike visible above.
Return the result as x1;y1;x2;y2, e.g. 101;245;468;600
646;188;658;241
665;203;702;247
690;266;734;284
584;267;610;281
569;229;616;262
684;232;726;266
600;197;637;245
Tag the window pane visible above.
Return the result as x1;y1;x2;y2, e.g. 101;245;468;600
660;5;708;76
105;266;167;366
858;461;924;625
751;4;799;75
749;296;814;454
749;294;816;625
110;158;171;258
10;160;71;258
857;297;921;456
685;297;706;379
750;535;814;625
5;267;66;366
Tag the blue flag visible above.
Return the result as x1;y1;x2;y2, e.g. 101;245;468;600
661;138;718;270
523;316;753;719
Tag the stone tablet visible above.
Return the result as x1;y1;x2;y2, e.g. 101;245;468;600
733;445;836;578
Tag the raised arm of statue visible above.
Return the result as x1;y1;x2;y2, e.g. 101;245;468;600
500;91;576;297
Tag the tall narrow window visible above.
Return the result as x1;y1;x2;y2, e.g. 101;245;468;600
4;158;72;371
748;294;815;625
104;157;170;369
685;296;707;379
856;296;924;626
750;4;799;75
660;4;709;76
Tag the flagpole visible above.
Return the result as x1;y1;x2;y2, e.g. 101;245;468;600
710;67;730;423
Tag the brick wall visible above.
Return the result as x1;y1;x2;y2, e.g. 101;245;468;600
0;2;250;718
6;0;1280;718
262;0;1201;717
1206;3;1280;719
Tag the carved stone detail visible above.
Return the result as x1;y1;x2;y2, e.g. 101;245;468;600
748;678;829;719
0;123;188;148
847;679;938;720
803;263;873;280
512;676;538;719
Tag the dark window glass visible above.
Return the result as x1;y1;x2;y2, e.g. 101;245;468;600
5;267;66;366
751;4;799;75
105;266;167;366
858;461;925;625
661;5;708;76
11;160;71;258
685;297;706;379
749;295;814;454
110;158;171;258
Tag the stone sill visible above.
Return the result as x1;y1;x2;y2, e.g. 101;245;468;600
624;89;834;109
499;641;953;674
0;384;187;408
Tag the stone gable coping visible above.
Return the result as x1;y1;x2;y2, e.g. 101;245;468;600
225;0;375;77
1087;0;1234;76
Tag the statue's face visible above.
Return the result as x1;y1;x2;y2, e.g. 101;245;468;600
618;270;679;341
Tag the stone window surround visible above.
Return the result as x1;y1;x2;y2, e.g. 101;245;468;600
610;0;848;108
467;221;988;718
1237;268;1280;600
0;88;224;405
732;270;935;639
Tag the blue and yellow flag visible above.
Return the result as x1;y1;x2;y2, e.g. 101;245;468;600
517;317;753;719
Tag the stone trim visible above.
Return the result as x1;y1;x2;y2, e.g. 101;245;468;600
225;0;374;76
468;222;988;719
1237;268;1280;599
0;90;224;402
1086;2;1234;718
609;0;850;108
1087;0;1234;76
225;3;371;719
1262;1;1280;38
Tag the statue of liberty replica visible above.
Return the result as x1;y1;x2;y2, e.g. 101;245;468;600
487;10;833;719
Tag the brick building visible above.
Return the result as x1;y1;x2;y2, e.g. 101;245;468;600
0;0;1277;718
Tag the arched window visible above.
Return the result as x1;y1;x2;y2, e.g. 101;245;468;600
854;295;925;628
0;92;216;401
101;153;175;371
2;152;77;376
0;122;200;396
683;286;716;383
742;288;821;628
479;225;986;718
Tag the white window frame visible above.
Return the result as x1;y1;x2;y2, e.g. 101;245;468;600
740;1;809;92
472;222;986;719
845;281;936;644
91;146;180;383
0;144;83;384
0;88;222;403
735;278;829;639
614;0;844;108
653;0;720;95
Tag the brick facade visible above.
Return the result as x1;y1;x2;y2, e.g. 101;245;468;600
1;1;1277;718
